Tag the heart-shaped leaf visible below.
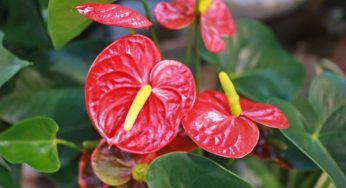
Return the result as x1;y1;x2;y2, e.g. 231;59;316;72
0;32;30;88
0;117;60;172
201;19;304;102
0;68;96;165
48;0;114;49
147;152;254;188
269;73;346;187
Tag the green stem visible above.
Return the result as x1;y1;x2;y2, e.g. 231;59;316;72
185;24;194;67
287;170;298;188
128;28;136;35
194;0;201;91
314;172;330;188
140;0;161;51
82;140;100;150
56;139;84;152
300;171;322;188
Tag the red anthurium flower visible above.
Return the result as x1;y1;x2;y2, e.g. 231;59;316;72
183;72;289;158
75;3;152;29
85;34;196;154
157;125;198;156
154;0;235;53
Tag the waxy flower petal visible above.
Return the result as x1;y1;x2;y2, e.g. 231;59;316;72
240;98;289;129
85;35;196;154
183;91;288;158
201;0;235;53
183;91;259;158
75;3;152;29
154;0;195;29
157;126;198;156
154;0;235;53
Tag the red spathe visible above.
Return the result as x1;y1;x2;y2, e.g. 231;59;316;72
183;91;289;158
85;35;196;154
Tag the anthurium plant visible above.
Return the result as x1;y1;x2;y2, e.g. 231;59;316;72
0;0;345;188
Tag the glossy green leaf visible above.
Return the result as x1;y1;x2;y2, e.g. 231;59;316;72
147;152;254;188
48;0;114;49
271;100;345;187
0;32;30;88
0;0;50;50
309;73;346;126
0;68;96;165
0;117;60;172
201;19;304;102
269;73;346;187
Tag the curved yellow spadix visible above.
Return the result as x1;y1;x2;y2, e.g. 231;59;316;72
218;71;242;117
199;0;212;14
124;85;152;131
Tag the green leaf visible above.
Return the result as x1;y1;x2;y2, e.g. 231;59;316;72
0;165;21;188
0;117;60;173
0;157;9;171
309;73;346;126
269;73;346;187
0;0;51;50
147;152;254;188
0;32;30;88
271;100;345;187
245;157;281;188
0;68;96;165
40;39;110;83
48;0;114;49
201;19;304;102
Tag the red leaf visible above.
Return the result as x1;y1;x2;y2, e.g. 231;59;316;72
240;98;290;129
183;91;259;158
78;151;109;188
85;35;196;154
154;0;195;29
201;0;235;53
75;3;152;29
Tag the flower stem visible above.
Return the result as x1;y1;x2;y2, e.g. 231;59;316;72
128;28;136;35
56;139;84;152
185;24;194;67
82;140;100;150
140;0;161;51
194;0;201;91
